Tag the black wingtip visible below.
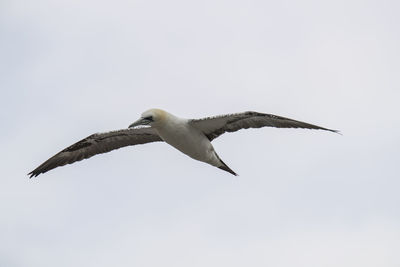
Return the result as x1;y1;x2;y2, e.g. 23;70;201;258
326;128;341;135
28;170;40;178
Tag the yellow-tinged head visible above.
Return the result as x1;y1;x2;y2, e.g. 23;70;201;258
128;108;168;128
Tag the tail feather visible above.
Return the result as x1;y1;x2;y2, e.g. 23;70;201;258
212;150;238;176
218;159;238;176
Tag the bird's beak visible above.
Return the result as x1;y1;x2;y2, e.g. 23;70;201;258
129;118;145;128
129;118;151;128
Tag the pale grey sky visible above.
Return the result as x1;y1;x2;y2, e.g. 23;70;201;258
1;0;399;266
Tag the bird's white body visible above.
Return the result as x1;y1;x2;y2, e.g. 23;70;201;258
154;111;221;167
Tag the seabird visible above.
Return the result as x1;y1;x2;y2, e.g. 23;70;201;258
28;109;338;178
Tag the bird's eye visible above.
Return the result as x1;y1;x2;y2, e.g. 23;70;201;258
144;116;153;121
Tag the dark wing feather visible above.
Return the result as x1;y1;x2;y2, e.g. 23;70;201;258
28;127;162;178
189;111;338;141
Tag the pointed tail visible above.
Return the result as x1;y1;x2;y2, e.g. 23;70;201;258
218;159;238;176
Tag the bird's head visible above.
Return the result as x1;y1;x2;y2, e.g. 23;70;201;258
129;108;167;128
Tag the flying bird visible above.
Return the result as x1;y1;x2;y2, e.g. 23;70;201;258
28;109;338;178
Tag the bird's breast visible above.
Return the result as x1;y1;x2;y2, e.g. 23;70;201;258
155;120;217;164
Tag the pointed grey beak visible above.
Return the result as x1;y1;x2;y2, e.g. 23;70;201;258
129;118;145;128
129;118;152;128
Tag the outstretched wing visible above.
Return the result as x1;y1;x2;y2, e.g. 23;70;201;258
28;127;162;178
189;111;338;141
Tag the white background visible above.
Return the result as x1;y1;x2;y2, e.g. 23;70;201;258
1;0;399;266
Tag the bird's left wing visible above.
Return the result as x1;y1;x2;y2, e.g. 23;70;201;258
189;111;338;141
28;127;162;178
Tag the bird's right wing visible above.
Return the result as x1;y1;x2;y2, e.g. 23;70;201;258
28;127;162;178
189;111;338;141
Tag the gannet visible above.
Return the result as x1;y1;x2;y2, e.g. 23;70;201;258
28;109;338;177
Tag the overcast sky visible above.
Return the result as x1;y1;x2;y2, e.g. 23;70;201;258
1;0;399;266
